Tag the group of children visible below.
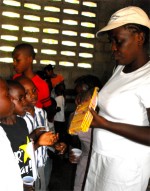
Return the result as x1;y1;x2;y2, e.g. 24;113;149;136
0;43;66;191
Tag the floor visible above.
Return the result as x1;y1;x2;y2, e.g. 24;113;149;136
49;154;77;191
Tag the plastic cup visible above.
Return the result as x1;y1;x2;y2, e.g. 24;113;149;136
70;148;82;163
23;176;34;186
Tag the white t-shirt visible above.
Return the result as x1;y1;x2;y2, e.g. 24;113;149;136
24;107;54;168
0;126;23;191
54;95;65;122
93;61;150;158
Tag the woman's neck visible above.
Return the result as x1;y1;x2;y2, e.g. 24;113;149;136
123;53;149;73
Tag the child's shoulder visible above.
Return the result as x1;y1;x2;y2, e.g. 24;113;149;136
34;106;46;115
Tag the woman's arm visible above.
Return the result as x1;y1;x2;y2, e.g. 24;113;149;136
90;108;150;146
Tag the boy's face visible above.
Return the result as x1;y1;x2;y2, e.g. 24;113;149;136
20;79;38;107
45;69;53;77
9;86;27;116
0;79;14;119
12;50;32;74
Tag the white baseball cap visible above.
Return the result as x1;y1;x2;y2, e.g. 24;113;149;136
96;6;150;37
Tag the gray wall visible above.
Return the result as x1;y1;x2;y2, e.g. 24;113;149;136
0;0;149;89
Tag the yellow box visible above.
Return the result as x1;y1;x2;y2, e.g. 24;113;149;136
69;87;99;134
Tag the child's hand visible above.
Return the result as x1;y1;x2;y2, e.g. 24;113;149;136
29;127;46;141
38;132;58;146
54;142;67;155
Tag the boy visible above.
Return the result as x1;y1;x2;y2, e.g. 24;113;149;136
12;43;53;121
15;76;61;191
0;77;23;191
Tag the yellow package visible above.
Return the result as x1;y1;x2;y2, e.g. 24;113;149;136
69;87;99;134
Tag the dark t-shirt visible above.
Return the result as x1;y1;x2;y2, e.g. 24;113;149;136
1;116;33;178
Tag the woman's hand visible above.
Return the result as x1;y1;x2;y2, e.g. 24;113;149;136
90;108;108;129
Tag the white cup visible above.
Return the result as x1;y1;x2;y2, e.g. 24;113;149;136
23;176;34;186
71;148;82;163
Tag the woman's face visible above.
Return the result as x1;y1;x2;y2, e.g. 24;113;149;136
109;26;140;65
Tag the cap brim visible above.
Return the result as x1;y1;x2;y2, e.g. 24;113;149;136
96;22;128;38
96;21;150;38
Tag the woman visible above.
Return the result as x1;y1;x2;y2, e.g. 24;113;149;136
84;6;150;191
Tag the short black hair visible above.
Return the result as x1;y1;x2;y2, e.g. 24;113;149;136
7;80;25;92
12;43;36;59
74;75;102;90
44;64;54;72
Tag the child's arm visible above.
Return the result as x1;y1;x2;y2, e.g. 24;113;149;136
29;127;46;142
34;132;59;150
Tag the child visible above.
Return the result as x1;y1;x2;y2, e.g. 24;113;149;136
54;83;66;142
2;80;33;178
44;64;65;89
69;75;102;191
15;76;63;191
2;80;57;190
0;77;23;191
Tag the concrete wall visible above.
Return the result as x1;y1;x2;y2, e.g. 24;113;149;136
0;0;149;89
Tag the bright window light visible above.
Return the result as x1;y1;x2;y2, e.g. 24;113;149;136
0;46;14;52
80;33;95;38
77;63;92;68
42;39;58;44
81;12;96;17
63;20;77;25
61;51;75;56
0;57;13;63
2;24;19;31
41;49;57;55
24;3;41;10
1;35;18;41
59;61;74;67
43;28;59;34
23;27;40;32
80;43;94;48
40;60;56;65
22;37;39;43
62;30;77;36
79;53;93;58
44;17;59;23
33;60;37;64
64;0;79;4
23;15;40;21
44;6;60;12
2;11;20;18
63;9;78;15
3;0;21;7
83;2;97;7
81;22;95;28
62;41;76;46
